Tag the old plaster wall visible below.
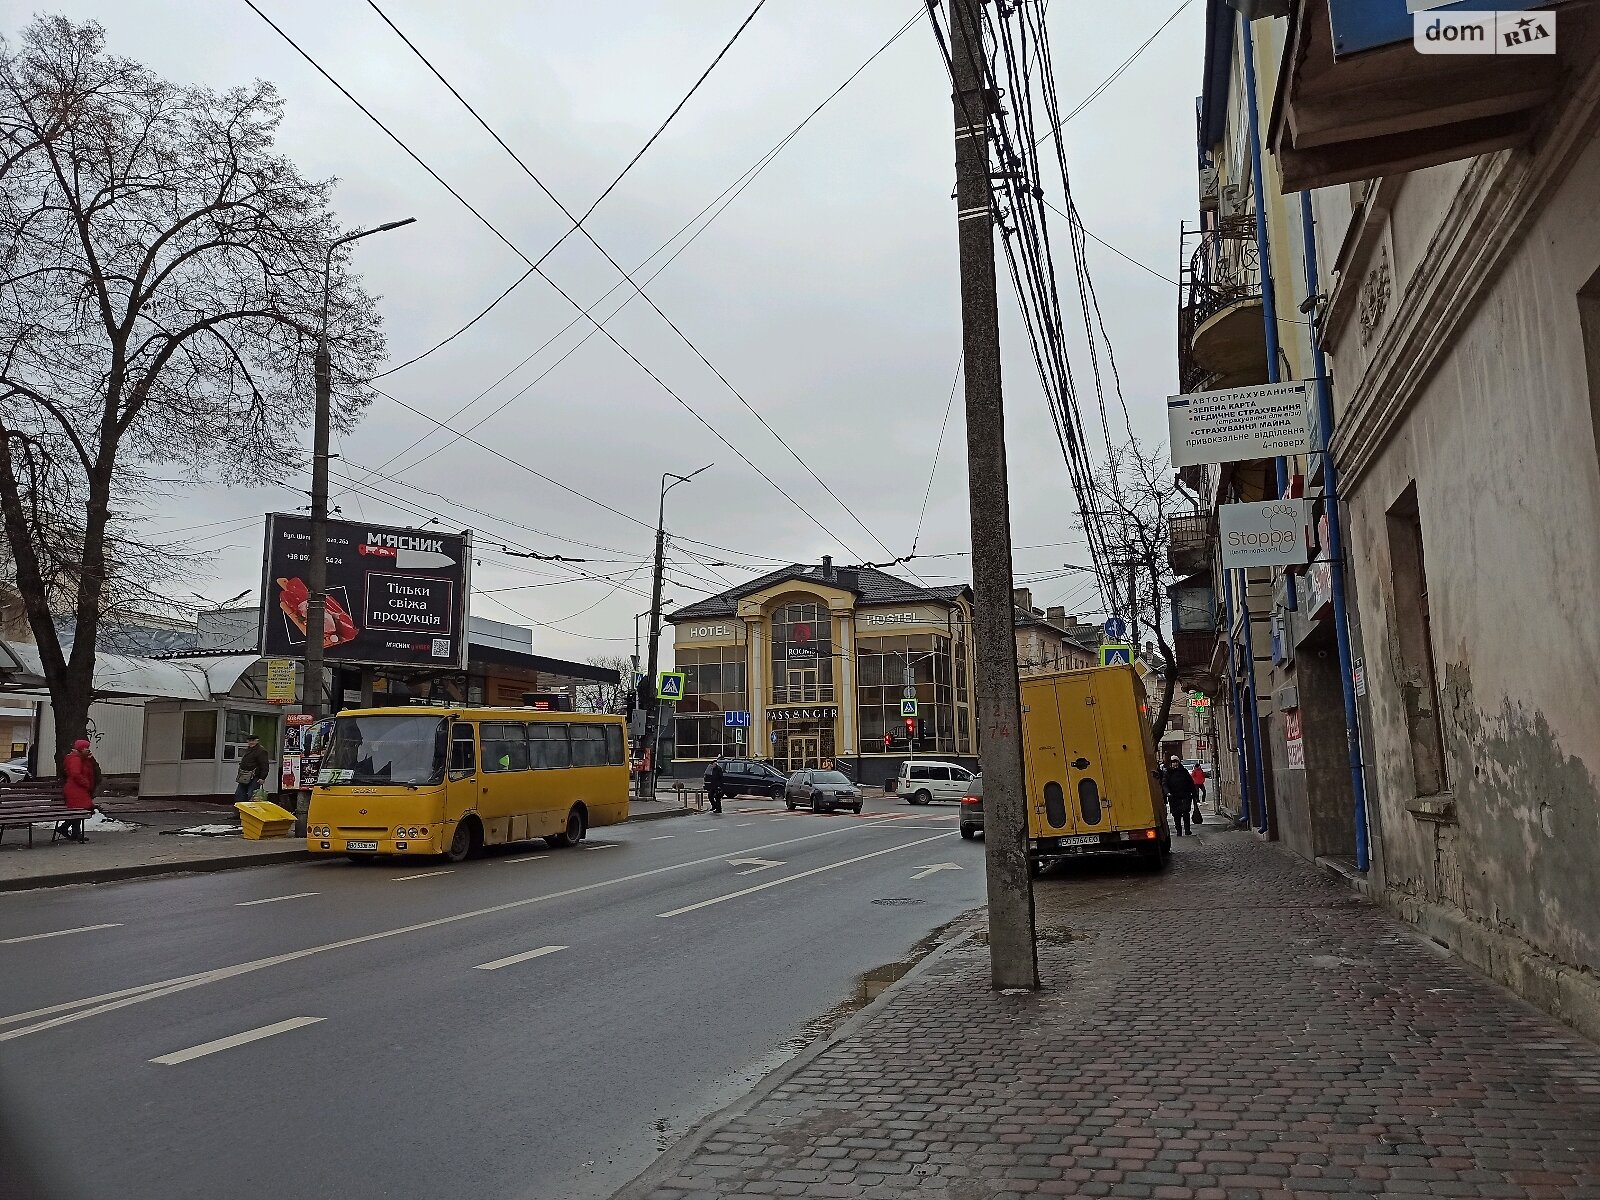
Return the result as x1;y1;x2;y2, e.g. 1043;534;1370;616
1340;135;1600;986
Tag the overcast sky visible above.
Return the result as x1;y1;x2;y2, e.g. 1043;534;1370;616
25;0;1204;664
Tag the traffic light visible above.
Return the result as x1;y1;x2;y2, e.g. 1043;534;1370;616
904;717;917;737
882;732;892;750
917;717;930;741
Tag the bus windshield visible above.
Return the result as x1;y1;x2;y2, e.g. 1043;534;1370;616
320;714;447;787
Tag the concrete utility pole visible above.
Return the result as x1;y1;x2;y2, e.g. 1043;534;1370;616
305;218;416;723
948;0;1038;991
641;465;712;797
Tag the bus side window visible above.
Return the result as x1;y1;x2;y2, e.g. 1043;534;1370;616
450;724;476;777
569;725;607;767
527;722;571;770
603;724;624;766
483;722;528;772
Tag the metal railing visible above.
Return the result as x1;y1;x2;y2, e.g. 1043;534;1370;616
1177;217;1261;393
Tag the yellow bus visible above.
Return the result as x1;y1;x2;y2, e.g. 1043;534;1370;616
306;706;629;862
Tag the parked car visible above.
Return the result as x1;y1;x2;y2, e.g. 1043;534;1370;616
896;759;976;805
0;757;31;785
785;768;864;814
704;757;788;800
959;773;984;839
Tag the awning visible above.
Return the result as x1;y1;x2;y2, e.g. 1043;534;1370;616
0;642;259;701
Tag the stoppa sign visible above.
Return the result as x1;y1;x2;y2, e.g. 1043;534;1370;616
1218;498;1311;569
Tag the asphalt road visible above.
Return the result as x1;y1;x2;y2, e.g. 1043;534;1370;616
0;797;984;1200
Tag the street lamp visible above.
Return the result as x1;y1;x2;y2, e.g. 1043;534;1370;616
640;464;712;796
304;218;416;722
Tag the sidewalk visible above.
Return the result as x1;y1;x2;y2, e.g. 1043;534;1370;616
620;825;1600;1200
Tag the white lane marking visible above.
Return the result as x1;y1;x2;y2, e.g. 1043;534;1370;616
659;832;955;918
0;821;879;1042
501;854;547;865
1;923;122;944
393;870;452;881
150;1017;324;1066
650;834;675;840
579;843;617;851
734;823;753;827
727;857;785;876
909;863;963;880
235;892;320;907
473;944;566;971
692;829;718;835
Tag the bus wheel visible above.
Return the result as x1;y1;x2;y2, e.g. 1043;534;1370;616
444;819;477;863
549;807;585;848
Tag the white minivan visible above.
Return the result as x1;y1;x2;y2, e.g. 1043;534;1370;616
896;759;976;805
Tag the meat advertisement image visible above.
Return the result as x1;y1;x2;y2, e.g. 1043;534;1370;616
259;514;470;668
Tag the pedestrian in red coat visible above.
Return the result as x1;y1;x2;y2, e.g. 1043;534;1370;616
59;738;98;842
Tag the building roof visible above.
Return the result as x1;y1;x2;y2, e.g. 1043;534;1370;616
1013;606;1100;654
670;562;969;622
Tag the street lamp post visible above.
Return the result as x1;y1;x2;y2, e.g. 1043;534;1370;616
303;217;416;724
640;464;712;800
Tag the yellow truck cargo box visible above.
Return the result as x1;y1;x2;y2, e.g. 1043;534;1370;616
1018;664;1169;870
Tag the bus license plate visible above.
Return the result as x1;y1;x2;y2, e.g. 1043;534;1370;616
346;840;378;851
1063;835;1099;847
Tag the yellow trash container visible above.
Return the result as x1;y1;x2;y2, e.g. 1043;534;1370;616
235;800;297;840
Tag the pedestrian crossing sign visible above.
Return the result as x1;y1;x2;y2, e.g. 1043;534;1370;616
657;671;686;701
1099;643;1133;666
900;697;919;717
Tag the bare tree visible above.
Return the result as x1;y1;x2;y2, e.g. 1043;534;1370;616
0;17;386;768
577;655;633;714
1079;438;1190;745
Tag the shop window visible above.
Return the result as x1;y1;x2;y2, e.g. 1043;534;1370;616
224;710;278;762
181;709;218;760
1386;483;1447;795
527;723;571;770
675;642;747;760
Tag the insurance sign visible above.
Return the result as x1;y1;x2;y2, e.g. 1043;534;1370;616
1167;381;1312;467
1218;499;1312;570
259;515;471;669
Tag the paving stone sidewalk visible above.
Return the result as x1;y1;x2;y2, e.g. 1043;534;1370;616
626;826;1600;1199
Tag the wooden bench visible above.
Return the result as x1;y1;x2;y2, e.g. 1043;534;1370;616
0;787;89;847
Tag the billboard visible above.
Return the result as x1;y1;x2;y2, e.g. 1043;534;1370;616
259;514;471;669
1167;381;1312;468
1218;499;1311;570
1328;0;1553;57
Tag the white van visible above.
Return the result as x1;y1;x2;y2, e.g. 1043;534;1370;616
896;759;975;805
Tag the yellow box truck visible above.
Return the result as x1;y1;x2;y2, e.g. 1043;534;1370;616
959;664;1170;871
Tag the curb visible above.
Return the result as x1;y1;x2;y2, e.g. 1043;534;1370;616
626;805;695;823
0;848;315;893
607;923;981;1200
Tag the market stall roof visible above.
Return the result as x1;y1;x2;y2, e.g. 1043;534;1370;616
0;641;258;701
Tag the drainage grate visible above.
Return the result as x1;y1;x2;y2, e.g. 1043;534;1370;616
872;897;926;906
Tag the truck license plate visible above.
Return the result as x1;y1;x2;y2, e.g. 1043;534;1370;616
346;840;378;851
1062;835;1099;847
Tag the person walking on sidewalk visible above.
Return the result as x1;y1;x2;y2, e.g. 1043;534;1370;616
1161;755;1196;836
705;760;725;814
235;734;270;805
59;738;99;842
1190;762;1208;807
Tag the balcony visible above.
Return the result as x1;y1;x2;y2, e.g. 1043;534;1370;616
1177;217;1268;394
1168;513;1214;579
1173;631;1220;689
770;684;836;705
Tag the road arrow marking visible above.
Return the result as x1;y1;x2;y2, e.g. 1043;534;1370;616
909;863;963;881
727;857;785;876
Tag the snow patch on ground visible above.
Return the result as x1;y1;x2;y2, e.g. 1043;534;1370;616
166;823;242;837
30;811;140;832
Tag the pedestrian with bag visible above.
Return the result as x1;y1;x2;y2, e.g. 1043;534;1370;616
705;760;725;814
1160;754;1197;837
235;734;271;805
59;738;98;842
1190;762;1207;807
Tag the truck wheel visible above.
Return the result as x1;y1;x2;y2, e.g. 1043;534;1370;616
959;826;975;840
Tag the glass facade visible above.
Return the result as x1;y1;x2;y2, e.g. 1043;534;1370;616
854;633;958;756
769;600;834;703
673;643;748;761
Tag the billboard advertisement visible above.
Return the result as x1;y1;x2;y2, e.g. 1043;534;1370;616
259;514;471;669
1218;499;1312;570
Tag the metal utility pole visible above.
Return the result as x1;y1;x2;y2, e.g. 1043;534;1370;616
641;465;712;798
304;217;416;723
948;0;1038;990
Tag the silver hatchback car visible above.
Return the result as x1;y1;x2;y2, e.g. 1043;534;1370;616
784;768;864;814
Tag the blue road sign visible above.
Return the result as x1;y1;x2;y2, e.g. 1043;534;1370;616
1099;643;1133;667
723;710;751;728
1103;616;1128;642
900;698;919;718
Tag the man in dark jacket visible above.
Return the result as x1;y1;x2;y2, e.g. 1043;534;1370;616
235;735;271;804
705;761;725;814
1160;754;1197;836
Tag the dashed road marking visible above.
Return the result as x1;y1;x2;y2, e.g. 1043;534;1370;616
150;1017;324;1066
393;870;452;882
474;945;566;971
235;893;319;907
1;923;122;944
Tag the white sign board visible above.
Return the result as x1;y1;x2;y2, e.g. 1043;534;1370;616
1167;381;1313;467
1218;499;1311;569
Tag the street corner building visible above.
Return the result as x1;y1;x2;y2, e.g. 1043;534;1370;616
664;558;977;780
1169;0;1600;1040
